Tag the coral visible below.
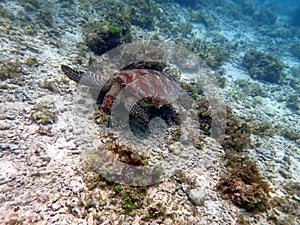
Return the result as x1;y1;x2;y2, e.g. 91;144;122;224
195;97;212;136
222;106;251;152
291;42;300;59
243;50;285;83
187;37;231;69
106;142;149;166
234;79;266;97
0;59;23;81
291;6;300;27
111;184;147;216
83;16;132;55
30;101;58;125
24;56;39;67
253;10;277;25
217;153;271;212
286;94;300;112
126;0;162;30
188;11;212;27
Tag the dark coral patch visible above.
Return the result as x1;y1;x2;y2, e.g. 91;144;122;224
243;50;285;83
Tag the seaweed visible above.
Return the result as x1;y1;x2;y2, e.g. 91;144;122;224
195;97;212;136
23;24;37;36
36;9;54;28
107;24;123;38
24;56;39;67
267;182;300;224
17;0;41;12
252;121;276;137
281;129;299;141
189;11;212;27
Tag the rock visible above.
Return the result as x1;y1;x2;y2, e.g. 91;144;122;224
0;121;10;130
51;203;62;211
187;187;206;206
168;142;184;155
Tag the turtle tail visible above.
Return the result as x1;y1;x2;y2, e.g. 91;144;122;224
61;65;84;83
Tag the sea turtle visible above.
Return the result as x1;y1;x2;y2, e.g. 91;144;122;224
61;61;180;125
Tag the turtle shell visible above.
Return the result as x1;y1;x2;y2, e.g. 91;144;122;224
120;60;166;72
116;61;180;106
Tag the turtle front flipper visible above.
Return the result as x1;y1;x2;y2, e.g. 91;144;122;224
101;81;123;113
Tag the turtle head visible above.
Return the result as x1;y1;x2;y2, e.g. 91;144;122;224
61;65;84;83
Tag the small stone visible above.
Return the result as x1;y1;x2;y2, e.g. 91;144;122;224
0;121;10;130
51;203;62;211
41;156;51;163
168;142;184;155
6;113;16;120
187;187;206;206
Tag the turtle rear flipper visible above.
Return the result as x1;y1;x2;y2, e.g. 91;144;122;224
124;97;150;125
